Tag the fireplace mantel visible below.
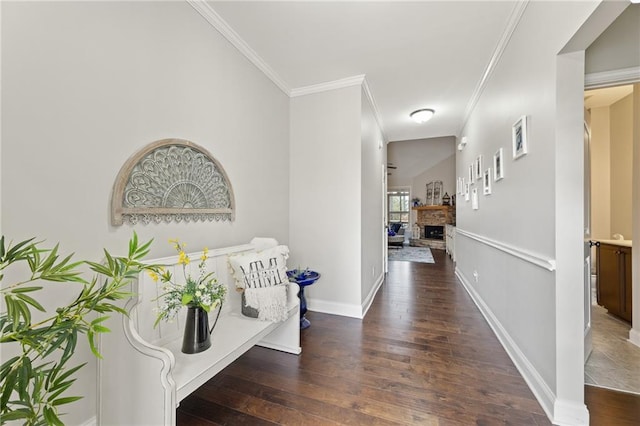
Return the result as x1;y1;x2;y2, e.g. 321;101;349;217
412;205;452;211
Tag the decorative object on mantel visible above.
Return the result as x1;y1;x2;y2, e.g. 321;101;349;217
425;180;443;205
442;192;451;206
412;197;421;207
150;239;227;354
287;268;321;329
512;115;529;159
111;139;235;225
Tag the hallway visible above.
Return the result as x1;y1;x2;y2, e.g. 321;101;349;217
177;250;639;425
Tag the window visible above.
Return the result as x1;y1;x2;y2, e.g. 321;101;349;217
387;190;409;225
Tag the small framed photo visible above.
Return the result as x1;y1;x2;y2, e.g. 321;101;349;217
468;164;474;183
483;169;492;195
464;183;470;201
493;148;504;181
475;155;483;180
472;188;479;210
512;115;528;159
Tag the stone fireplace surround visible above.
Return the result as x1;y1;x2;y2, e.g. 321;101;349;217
410;206;455;250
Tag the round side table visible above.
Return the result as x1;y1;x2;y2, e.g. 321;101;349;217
286;270;320;329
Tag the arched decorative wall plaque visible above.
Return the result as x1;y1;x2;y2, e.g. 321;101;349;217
111;139;235;225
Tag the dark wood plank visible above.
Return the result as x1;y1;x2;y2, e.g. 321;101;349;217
177;249;636;425
585;385;640;426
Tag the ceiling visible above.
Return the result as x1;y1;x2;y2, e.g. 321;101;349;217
584;85;634;109
206;1;520;143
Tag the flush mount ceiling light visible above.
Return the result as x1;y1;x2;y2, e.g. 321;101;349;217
410;108;435;123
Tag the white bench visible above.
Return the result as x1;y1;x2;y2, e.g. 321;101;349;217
97;238;301;426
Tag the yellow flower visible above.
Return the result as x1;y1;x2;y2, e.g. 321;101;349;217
178;251;190;265
168;238;178;244
147;270;159;282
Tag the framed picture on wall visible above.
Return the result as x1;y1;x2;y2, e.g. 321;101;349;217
512;115;528;159
468;164;474;183
493;148;504;181
483;169;492;195
475;155;483;180
426;182;434;205
464;183;471;201
472;187;479;210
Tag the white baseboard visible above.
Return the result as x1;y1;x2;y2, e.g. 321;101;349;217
361;273;385;318
553;399;589;426
455;268;557;423
307;298;363;319
629;328;640;348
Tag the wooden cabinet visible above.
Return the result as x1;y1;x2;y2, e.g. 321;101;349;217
596;243;632;323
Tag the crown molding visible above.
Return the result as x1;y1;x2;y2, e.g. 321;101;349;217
186;2;388;142
460;0;529;133
362;77;388;144
290;74;365;97
186;0;290;95
585;66;640;89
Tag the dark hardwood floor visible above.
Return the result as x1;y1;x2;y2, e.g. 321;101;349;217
178;250;640;425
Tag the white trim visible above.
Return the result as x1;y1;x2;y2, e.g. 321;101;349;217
307;298;363;319
629;328;640;349
460;1;528;133
584;66;640;89
186;0;290;95
456;228;556;271
290;74;365;97
362;77;388;144
361;272;385;318
553;399;589;426
455;268;556;424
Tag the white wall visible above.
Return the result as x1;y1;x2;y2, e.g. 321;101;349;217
585;4;640;74
289;85;363;317
1;2;290;424
410;154;456;227
360;89;385;314
609;93;634;239
455;1;601;424
589;106;611;240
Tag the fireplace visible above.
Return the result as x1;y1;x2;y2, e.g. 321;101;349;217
424;225;444;240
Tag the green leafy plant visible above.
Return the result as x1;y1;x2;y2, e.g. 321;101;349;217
0;233;153;425
150;239;226;326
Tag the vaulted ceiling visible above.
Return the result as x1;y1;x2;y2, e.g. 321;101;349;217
205;1;521;143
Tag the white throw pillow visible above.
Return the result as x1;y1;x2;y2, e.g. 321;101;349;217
228;245;289;290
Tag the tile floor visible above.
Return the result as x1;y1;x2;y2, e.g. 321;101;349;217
585;300;640;395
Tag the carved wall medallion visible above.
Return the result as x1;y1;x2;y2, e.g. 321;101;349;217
111;139;235;225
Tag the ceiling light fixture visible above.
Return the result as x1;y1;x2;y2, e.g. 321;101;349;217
410;108;435;123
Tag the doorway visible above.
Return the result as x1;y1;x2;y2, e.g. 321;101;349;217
584;84;640;395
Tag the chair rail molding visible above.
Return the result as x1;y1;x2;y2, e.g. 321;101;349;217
456;228;556;271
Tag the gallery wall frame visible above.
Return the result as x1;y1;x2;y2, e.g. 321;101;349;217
493;148;504;181
512;115;528;159
483;169;492;195
475;155;483;180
